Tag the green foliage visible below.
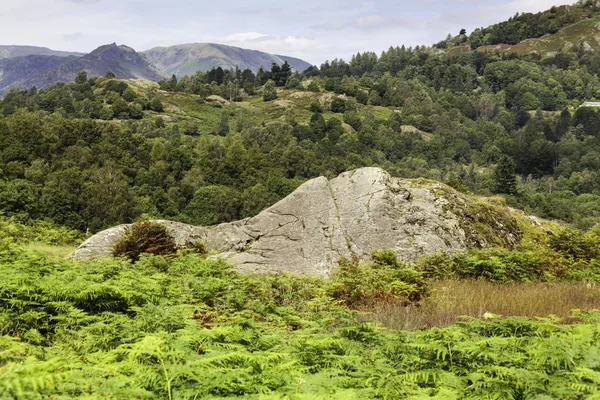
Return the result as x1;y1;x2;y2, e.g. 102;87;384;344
549;227;600;262
466;3;591;50
494;155;518;195
4;6;600;235
263;80;278;102
451;248;547;282
420;248;552;282
330;249;428;305
0;216;84;246
2;243;600;399
217;111;230;136
113;221;178;262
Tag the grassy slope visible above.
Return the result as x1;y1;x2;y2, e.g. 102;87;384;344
152;87;392;136
476;16;600;56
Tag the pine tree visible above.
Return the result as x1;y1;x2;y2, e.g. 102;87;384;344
494;155;517;195
218;112;230;136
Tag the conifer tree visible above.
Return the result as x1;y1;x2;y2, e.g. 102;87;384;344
494;155;518;195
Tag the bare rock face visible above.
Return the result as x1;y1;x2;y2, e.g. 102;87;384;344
73;168;522;276
74;220;209;259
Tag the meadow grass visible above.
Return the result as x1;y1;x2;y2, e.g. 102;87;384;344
361;279;600;329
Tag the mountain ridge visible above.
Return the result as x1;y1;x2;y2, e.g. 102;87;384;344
142;43;312;77
0;43;165;94
0;45;84;59
0;55;80;93
0;42;313;94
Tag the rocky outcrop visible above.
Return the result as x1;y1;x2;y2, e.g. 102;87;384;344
75;220;209;260
73;168;523;276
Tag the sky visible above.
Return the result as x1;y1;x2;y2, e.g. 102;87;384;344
0;0;576;65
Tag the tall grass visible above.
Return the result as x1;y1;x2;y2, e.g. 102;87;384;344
361;280;600;329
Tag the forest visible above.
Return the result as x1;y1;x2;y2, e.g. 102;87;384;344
4;0;600;397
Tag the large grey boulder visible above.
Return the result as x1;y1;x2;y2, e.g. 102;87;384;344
74;220;209;259
73;168;522;275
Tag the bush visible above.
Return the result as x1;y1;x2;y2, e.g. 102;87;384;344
112;221;177;262
329;249;428;306
309;101;323;113
549;228;600;262
263;80;278;102
330;98;347;113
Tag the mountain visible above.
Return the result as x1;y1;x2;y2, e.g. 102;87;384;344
1;43;165;93
0;55;79;93
0;42;311;94
0;45;84;59
143;43;312;77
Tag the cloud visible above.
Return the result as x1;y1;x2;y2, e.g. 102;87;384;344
223;32;269;42
310;22;347;31
355;15;385;29
57;0;101;3
217;32;317;54
63;32;85;41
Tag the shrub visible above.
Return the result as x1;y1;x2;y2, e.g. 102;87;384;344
307;80;320;92
329;249;428;306
419;248;548;282
263;80;278;102
549;228;600;262
112;221;177;262
309;101;323;113
419;251;455;280
451;248;545;282
330;98;347;113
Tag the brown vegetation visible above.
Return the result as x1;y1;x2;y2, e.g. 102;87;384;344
112;221;178;262
361;279;600;329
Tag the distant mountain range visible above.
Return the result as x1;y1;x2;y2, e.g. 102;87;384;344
0;45;84;60
143;43;311;78
0;43;312;94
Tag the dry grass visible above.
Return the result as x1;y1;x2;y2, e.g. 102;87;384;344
360;280;600;330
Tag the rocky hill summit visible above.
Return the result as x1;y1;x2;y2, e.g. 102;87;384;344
74;168;523;275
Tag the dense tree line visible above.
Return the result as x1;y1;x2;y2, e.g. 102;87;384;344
158;61;295;100
0;71;164;120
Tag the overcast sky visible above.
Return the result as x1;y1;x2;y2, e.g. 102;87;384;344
1;0;575;65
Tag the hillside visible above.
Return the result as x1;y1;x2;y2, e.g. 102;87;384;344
477;16;600;56
0;55;79;94
143;43;312;77
444;0;600;56
0;45;83;59
14;43;165;91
